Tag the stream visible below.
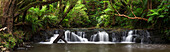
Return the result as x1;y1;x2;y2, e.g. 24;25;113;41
15;43;170;52
15;29;170;52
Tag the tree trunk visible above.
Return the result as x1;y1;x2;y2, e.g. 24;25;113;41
22;11;27;22
112;15;116;25
1;0;61;34
1;0;10;27
7;0;15;34
54;29;67;43
58;4;76;25
1;0;16;34
147;0;152;11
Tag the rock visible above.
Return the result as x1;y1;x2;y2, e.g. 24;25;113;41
0;46;3;48
1;48;6;51
17;47;28;50
25;45;34;48
5;50;10;52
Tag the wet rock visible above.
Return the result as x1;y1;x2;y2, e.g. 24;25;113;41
1;48;6;51
31;30;54;42
17;47;28;50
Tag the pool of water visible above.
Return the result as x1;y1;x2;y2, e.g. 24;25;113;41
14;43;170;52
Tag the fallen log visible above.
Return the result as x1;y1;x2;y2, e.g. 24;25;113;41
53;29;67;43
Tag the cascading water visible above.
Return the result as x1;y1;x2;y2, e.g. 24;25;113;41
64;30;70;41
90;31;109;42
97;31;109;42
112;33;116;42
123;30;134;43
39;34;59;44
39;30;151;44
122;30;136;43
63;30;88;42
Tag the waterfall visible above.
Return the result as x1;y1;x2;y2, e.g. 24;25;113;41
98;31;109;42
121;30;134;43
39;34;59;44
90;31;109;42
77;31;85;38
71;32;88;42
112;33;116;42
64;30;88;42
90;34;97;41
65;30;70;41
39;29;152;44
125;30;133;42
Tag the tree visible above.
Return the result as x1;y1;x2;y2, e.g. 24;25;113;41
0;0;60;34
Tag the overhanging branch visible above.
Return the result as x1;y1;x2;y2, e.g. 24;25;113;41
109;0;148;21
15;0;59;17
115;14;148;21
58;4;76;25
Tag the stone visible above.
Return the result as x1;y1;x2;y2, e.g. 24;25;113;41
0;46;3;48
5;50;10;52
1;48;6;51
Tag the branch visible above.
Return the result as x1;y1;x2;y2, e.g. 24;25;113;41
109;0;148;21
130;3;137;17
58;3;76;25
109;0;120;15
15;0;59;17
115;14;148;21
14;22;29;26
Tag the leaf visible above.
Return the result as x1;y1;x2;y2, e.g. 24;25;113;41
150;9;156;13
64;19;69;21
104;8;112;13
148;17;153;22
159;15;164;18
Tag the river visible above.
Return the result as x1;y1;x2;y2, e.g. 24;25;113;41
15;43;170;52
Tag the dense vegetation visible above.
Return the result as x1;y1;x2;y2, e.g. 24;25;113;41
0;0;169;51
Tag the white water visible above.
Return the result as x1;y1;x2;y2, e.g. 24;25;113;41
90;31;109;42
39;34;59;44
39;30;150;44
90;34;97;41
65;30;70;41
121;30;135;43
71;32;88;42
98;31;109;42
125;30;133;42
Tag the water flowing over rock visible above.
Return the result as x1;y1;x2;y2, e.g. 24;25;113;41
38;29;167;44
90;31;109;42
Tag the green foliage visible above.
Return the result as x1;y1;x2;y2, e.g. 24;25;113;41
25;13;43;32
13;31;25;43
0;33;17;49
147;1;169;28
66;0;90;27
25;5;58;32
0;30;25;49
13;0;169;33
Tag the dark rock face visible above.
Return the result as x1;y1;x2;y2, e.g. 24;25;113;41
148;30;170;44
31;30;54;42
31;28;169;44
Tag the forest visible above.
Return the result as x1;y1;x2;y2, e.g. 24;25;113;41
0;0;169;52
